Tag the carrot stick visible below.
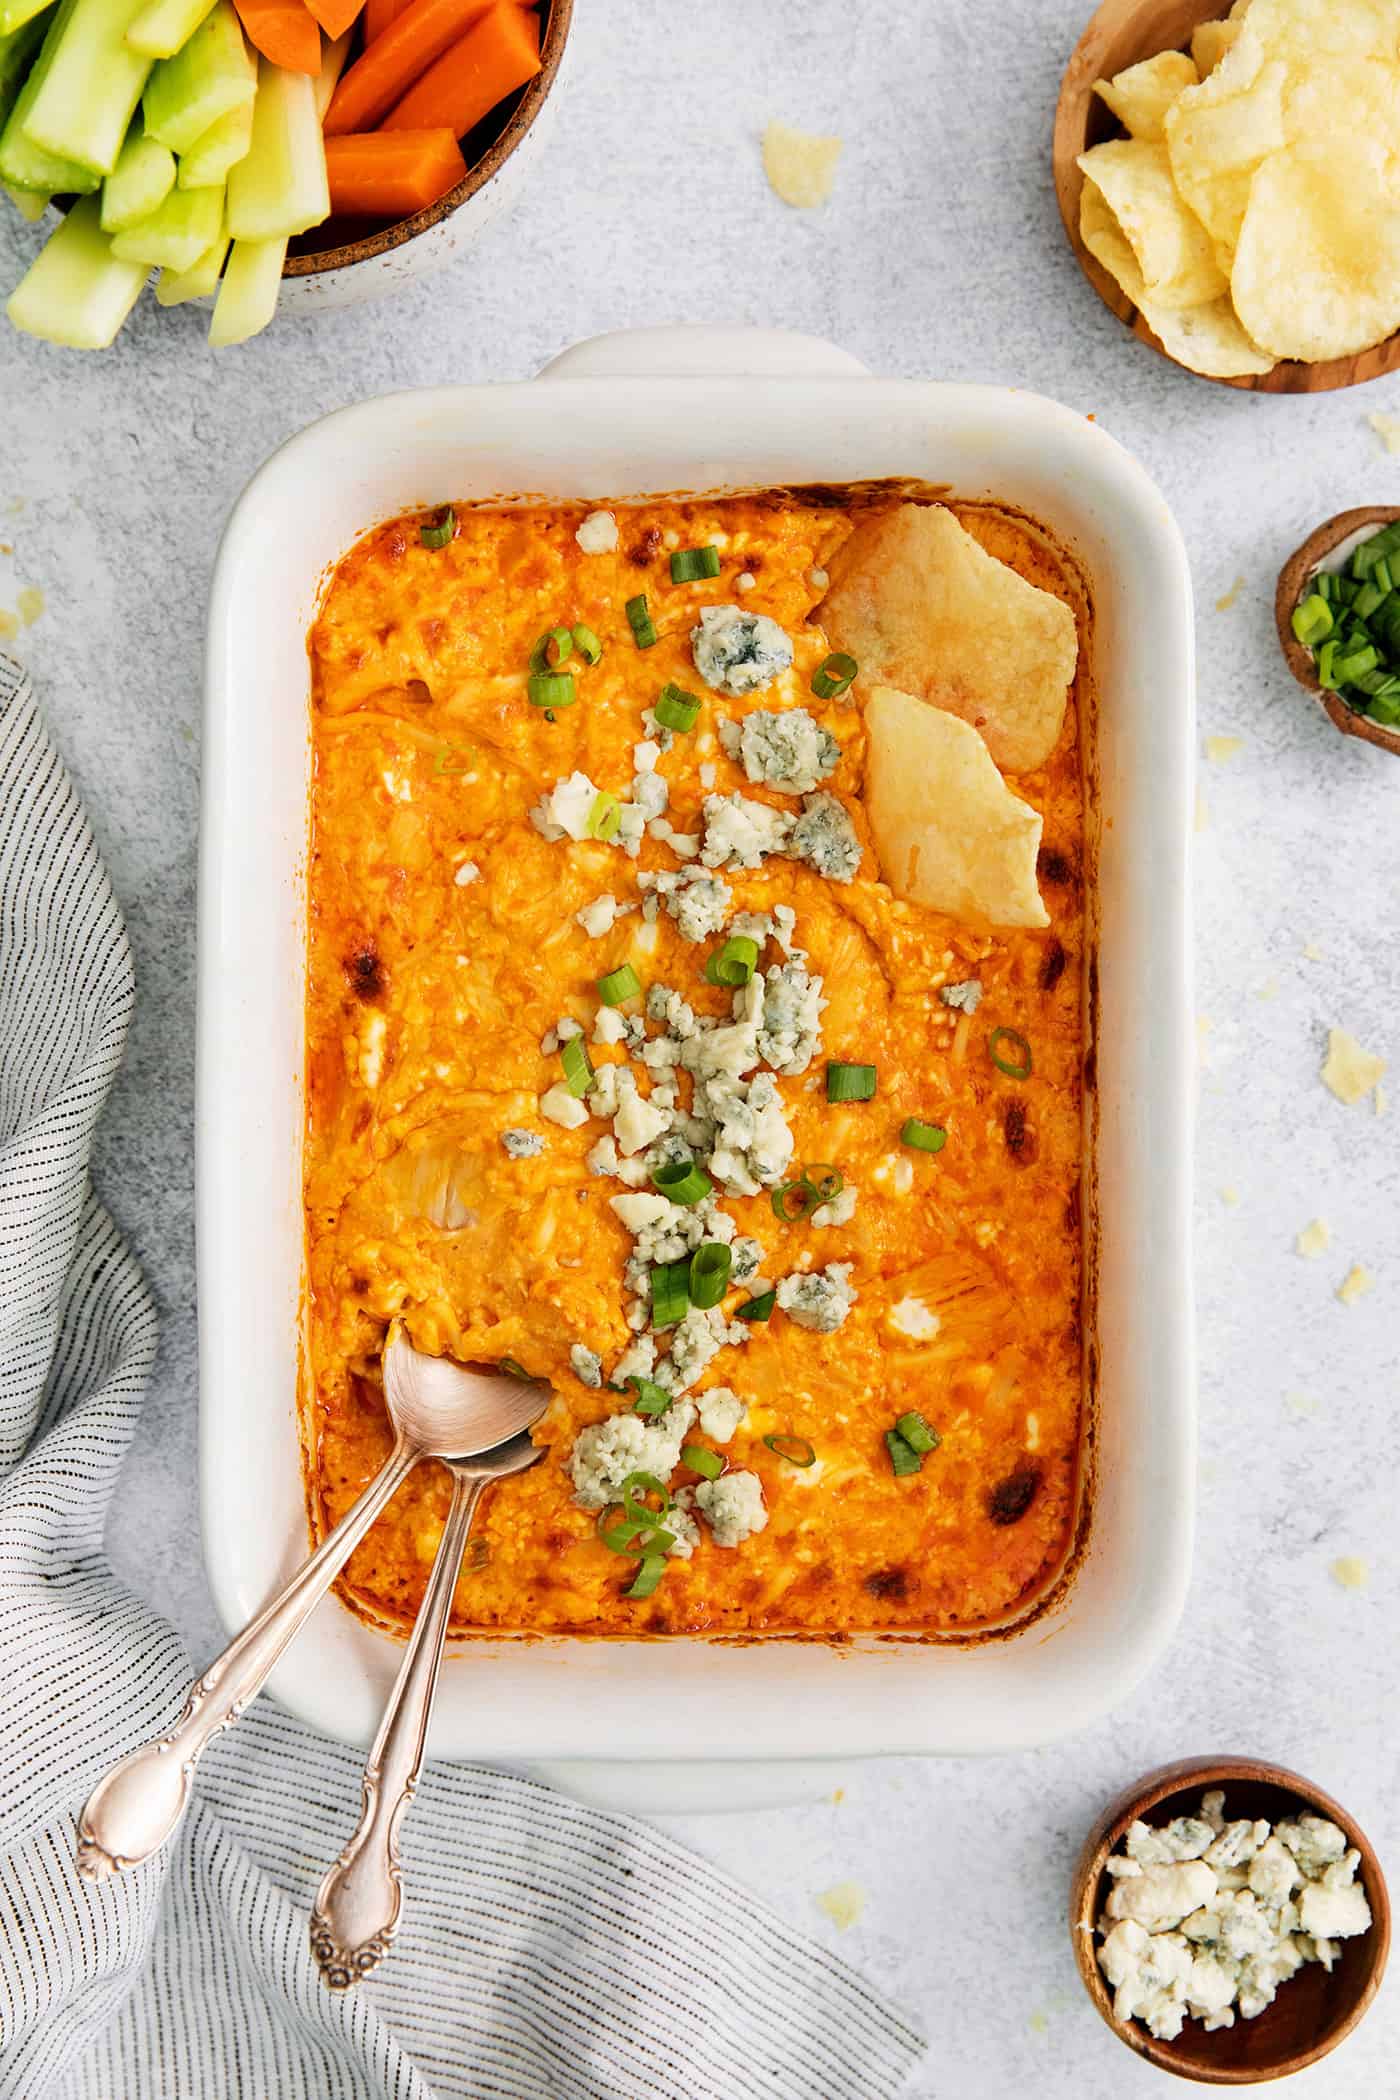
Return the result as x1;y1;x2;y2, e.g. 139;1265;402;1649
305;0;361;39
323;126;465;214
323;0;495;133
231;0;321;73
382;0;538;135
361;0;404;41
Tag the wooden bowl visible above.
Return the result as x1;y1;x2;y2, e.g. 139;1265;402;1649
1276;508;1400;758
282;0;573;293
1071;1758;1391;2083
1053;0;1400;392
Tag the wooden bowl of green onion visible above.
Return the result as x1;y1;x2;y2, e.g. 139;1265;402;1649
1277;508;1400;759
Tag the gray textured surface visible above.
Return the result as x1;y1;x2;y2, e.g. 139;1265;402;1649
2;1;1398;2093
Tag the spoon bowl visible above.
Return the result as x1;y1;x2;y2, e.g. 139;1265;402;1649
383;1329;551;1457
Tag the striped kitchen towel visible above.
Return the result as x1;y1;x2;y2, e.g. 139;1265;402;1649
0;650;926;2100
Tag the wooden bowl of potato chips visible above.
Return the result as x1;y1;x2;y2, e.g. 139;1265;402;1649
1054;0;1400;390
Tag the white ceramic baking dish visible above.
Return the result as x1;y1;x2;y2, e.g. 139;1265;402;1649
198;326;1196;1764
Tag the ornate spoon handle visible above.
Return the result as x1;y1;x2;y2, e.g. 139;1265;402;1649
76;1437;420;1881
310;1467;484;1988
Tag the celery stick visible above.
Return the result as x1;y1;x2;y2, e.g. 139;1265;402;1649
100;124;175;230
0;0;99;192
226;61;327;242
3;178;48;218
1;9;50;116
0;0;51;39
6;193;147;346
207;230;283;345
154;223;226;302
177;95;250;187
312;28;351;123
126;0;215;61
109;178;221;269
144;2;253;155
21;0;152;175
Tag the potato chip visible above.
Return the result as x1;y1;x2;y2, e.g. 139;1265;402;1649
1232;139;1400;360
1077;138;1228;308
863;687;1048;931
1192;19;1243;75
1079;178;1274;377
1093;51;1199;141
1282;55;1400;180
1164;33;1287;253
762;121;841;209
1247;0;1400;61
822;505;1077;774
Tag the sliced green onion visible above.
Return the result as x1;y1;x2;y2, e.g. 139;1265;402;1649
1291;594;1333;648
764;1432;816;1467
586;790;622;841
530;625;574;672
901;1117;947;1154
420;506;454;549
652;1156;712;1205
1333;643;1379;684
626;593;658;649
736;1289;775;1323
988;1027;1032;1080
625;1553;668;1599
466;1536;490;1571
598;963;642;1006
884;1428;922;1477
1375;557;1396;594
827;1061;876;1102
771;1180;820;1223
1352;581;1386;622
801;1164;844;1202
895;1410;940;1455
433;745;472;775
621;1469;672;1514
688;1241;733;1309
572;623;603;665
1316;638;1340;690
498;1357;531;1378
681;1443;724;1480
654;683;701;732
627;1375;674;1417
670;545;721;582
650;1258;691;1327
811;651;857;700
705;934;760;987
527;671;577;710
560;1035;594;1097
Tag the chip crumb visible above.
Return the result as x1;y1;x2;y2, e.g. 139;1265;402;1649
762;120;842;209
831;1786;845;1805
1215;574;1245;611
1219;1185;1239;1206
16;584;43;627
1255;976;1279;1002
1296;1218;1330;1259
1029;2009;1049;2036
1285;1390;1319;1419
815;1881;866;1931
1367;411;1400;454
0;610;17;642
1337;1264;1375;1307
1321;1026;1387;1107
1377;1083;1388;1118
1204;734;1243;763
1330;1555;1369;1591
1194;789;1209;833
1303;940;1324;962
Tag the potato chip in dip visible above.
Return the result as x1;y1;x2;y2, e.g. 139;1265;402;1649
863;685;1049;930
822;504;1077;774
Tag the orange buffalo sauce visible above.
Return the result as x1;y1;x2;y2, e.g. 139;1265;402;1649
304;491;1090;1638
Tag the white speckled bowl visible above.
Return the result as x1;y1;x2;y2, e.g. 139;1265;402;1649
276;0;572;316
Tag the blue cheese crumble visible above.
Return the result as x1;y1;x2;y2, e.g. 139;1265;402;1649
568;1399;697;1508
718;707;840;794
641;866;732;942
700;791;794;871
776;1262;857;1332
691;604;794;697
788;792;862;883
569;1343;604;1388
757;962;826;1075
695;1469;768;1546
501;1128;544;1158
941;978;983;1013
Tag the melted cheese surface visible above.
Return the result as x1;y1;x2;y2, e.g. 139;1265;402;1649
304;493;1089;1637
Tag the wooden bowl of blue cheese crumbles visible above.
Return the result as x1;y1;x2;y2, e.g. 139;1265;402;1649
1070;1757;1390;2084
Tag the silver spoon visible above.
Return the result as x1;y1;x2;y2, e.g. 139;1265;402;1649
76;1332;549;1881
310;1427;543;1986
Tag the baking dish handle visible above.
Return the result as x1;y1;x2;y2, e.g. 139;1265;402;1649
537;325;869;382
